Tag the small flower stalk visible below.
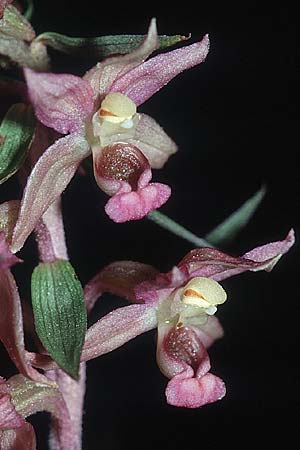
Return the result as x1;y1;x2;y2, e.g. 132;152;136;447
0;9;295;450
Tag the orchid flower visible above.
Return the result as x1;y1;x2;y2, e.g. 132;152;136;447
11;19;210;252
80;230;294;408
2;230;294;410
0;374;78;450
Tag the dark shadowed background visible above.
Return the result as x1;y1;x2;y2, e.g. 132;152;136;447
1;2;299;449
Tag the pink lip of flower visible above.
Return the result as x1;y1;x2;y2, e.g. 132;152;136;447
10;19;210;253
25;230;294;408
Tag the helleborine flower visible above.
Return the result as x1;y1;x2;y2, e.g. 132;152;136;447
76;230;294;408
11;19;210;252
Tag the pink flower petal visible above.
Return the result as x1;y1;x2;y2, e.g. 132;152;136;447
197;316;224;348
0;422;36;450
157;323;225;408
84;261;158;313
24;68;94;134
127;113;177;169
7;374;78;450
11;133;90;253
110;34;209;105
93;142;171;222
0;200;20;244
82;304;157;361
135;265;186;304
84;18;159;99
0;269;49;383
105;182;171;222
0;394;25;429
166;369;226;408
178;229;295;282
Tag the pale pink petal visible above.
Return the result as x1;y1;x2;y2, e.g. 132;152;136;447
0;423;36;450
128;113;177;169
84;261;158;312
24;68;94;134
105;181;171;223
178;229;295;282
0;200;20;244
7;374;77;450
82;304;157;361
0;232;21;269
0;394;25;429
84;18;159;99
0;269;49;383
243;228;295;263
11;133;90;253
166;369;226;408
135;266;185;304
197;316;224;348
110;34;209;105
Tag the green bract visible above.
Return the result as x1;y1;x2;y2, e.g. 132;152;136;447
0;5;35;41
31;260;87;379
0;103;36;185
34;32;186;58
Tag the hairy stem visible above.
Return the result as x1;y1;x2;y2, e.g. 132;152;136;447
34;199;85;450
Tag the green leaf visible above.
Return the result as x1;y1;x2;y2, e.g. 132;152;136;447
0;103;36;185
34;32;186;58
205;185;267;246
31;260;87;379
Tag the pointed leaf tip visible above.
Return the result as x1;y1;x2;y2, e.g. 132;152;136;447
205;185;267;246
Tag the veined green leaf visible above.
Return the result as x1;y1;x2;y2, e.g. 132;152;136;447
205;185;267;246
0;103;36;185
34;32;186;58
31;260;87;379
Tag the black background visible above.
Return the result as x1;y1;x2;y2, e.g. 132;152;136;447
1;2;299;449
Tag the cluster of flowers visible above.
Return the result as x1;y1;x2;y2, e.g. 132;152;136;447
0;5;294;450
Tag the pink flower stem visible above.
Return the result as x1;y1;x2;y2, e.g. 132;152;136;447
34;198;86;450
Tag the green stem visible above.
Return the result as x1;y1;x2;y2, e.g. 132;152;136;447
147;211;213;248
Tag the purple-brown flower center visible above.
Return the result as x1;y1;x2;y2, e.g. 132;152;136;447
165;325;206;371
95;143;148;190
